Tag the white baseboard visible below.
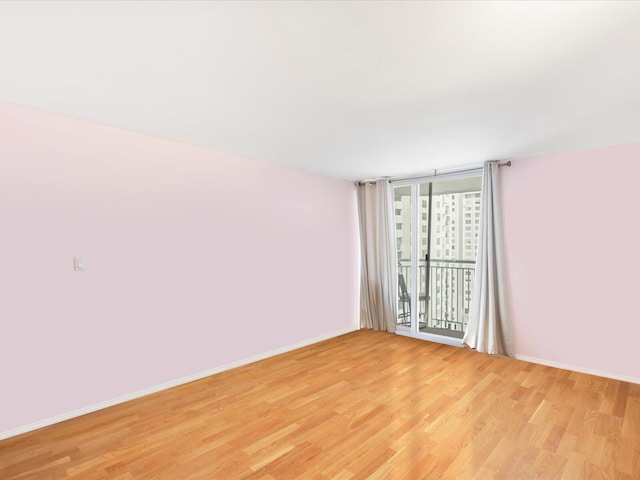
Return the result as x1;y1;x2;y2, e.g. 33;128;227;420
0;326;358;442
515;354;640;385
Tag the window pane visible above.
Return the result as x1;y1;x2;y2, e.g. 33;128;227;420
394;186;412;326
422;176;481;337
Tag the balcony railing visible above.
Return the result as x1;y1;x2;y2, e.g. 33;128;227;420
398;258;475;337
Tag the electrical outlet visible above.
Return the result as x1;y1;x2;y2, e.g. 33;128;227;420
74;257;86;271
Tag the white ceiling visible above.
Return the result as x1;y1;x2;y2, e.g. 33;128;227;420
1;1;639;181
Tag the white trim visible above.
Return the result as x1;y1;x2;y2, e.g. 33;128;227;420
410;183;419;334
395;329;463;348
0;326;358;441
391;339;640;383
515;354;640;385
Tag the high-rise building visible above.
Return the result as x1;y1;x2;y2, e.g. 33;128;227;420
394;190;481;262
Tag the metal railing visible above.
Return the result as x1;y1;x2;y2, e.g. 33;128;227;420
397;258;475;334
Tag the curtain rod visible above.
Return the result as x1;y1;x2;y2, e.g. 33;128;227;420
357;160;512;185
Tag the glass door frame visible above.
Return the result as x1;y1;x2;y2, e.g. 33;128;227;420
392;169;481;347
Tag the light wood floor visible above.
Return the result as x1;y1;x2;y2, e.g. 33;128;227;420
1;330;639;479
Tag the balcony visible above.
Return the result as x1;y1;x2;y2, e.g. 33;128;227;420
398;258;475;338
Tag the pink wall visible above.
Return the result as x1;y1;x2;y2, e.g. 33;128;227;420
503;143;640;380
0;102;359;434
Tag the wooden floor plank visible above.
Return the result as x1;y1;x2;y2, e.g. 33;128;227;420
1;330;639;479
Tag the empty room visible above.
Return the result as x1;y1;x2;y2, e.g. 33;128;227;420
1;1;639;478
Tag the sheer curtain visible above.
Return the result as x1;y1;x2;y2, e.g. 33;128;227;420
463;161;514;356
357;179;397;332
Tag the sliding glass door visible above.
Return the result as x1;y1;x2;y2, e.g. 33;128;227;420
394;175;482;344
